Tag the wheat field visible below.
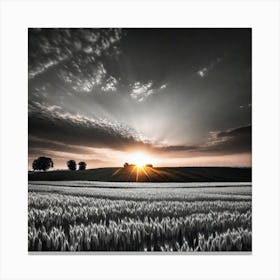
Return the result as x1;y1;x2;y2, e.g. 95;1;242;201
28;183;252;252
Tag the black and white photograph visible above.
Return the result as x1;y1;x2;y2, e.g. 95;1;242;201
28;28;252;252
1;0;280;279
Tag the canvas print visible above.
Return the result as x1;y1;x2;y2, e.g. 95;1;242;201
28;28;252;252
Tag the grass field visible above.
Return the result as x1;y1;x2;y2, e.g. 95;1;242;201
28;167;251;182
28;182;252;252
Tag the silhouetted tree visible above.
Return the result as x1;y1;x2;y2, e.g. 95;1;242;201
78;161;87;170
124;162;129;168
32;157;53;171
67;160;77;171
32;160;38;171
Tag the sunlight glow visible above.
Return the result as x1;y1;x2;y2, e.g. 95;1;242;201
127;152;154;167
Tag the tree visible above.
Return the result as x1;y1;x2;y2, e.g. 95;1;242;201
78;161;87;170
67;160;77;171
32;157;53;171
32;160;38;171
123;162;129;168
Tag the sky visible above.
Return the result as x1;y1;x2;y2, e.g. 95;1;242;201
28;28;252;169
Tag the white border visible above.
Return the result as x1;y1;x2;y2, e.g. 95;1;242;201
0;0;280;279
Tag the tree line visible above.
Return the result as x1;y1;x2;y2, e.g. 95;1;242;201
32;156;87;171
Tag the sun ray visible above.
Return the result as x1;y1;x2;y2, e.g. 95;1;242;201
141;166;151;181
112;168;122;176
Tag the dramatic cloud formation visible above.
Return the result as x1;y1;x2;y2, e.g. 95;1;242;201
101;76;118;92
28;28;251;168
29;28;122;80
29;99;251;162
29;101;151;151
154;125;251;155
202;125;251;154
130;81;166;102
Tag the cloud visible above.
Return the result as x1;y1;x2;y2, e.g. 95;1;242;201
29;136;93;155
202;125;251;154
130;81;154;102
130;82;167;102
154;125;251;156
101;76;118;92
197;56;222;78
197;68;207;78
28;101;152;152
28;28;123;96
57;62;107;93
154;144;197;152
29;29;122;79
159;84;167;90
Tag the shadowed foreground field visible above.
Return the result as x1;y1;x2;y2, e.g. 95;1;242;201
28;182;252;252
29;167;251;182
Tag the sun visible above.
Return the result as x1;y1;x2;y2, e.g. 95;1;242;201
128;152;153;168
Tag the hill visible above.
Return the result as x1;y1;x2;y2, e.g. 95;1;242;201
28;166;251;182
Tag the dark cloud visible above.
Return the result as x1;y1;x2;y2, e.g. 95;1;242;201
154;125;251;156
28;101;151;152
202;125;251;154
28;136;92;155
155;145;197;152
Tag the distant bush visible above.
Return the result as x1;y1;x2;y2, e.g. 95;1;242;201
78;161;87;170
67;160;76;171
123;163;153;168
123;163;136;168
32;157;53;171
